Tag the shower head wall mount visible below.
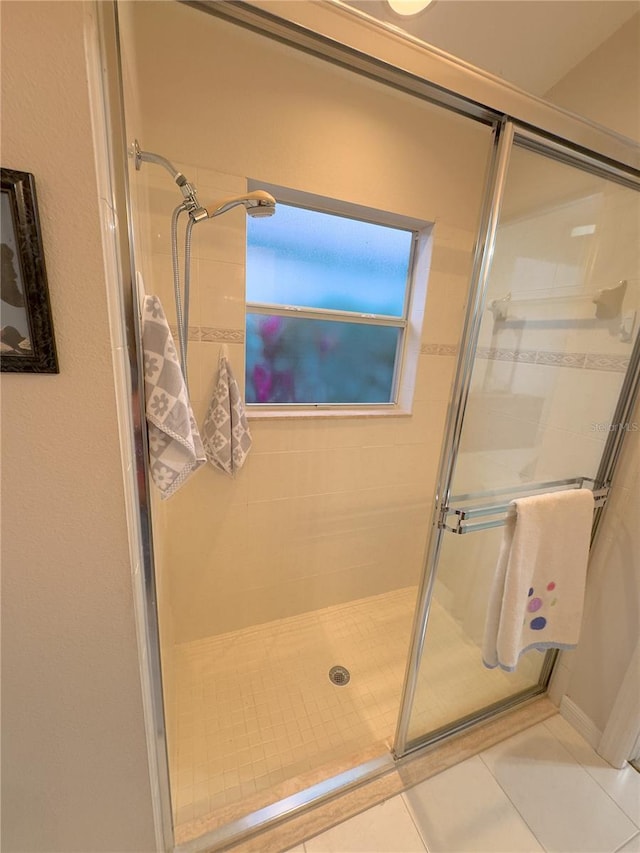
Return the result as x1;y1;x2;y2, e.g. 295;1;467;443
133;140;208;221
132;141;276;221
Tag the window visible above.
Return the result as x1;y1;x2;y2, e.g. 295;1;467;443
245;187;430;411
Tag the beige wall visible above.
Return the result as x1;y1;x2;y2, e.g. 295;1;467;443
564;395;640;734
122;0;492;644
546;12;640;143
1;3;156;851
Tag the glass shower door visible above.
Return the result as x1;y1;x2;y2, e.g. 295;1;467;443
396;129;640;752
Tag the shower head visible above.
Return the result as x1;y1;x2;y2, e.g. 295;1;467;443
205;190;276;219
132;142;276;221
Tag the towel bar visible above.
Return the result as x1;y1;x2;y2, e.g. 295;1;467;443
439;476;609;535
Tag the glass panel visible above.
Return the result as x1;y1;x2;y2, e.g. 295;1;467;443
245;313;400;404
120;0;494;837
246;203;413;316
408;530;545;739
405;143;640;745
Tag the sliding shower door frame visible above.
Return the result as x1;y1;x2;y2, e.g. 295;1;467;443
393;116;517;756
95;1;640;849
394;122;640;758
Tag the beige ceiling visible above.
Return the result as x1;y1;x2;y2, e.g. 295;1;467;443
342;0;640;95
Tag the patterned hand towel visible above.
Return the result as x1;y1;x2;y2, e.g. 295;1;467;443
201;345;252;476
482;488;594;672
142;295;206;499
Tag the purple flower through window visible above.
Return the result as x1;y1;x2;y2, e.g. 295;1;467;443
259;315;283;342
318;332;338;356
277;369;295;401
258;315;284;362
253;363;273;403
252;363;297;403
245;312;399;404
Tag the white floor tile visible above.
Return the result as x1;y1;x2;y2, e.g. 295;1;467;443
304;796;426;853
617;833;640;852
481;722;638;852
403;755;543;852
544;715;640;827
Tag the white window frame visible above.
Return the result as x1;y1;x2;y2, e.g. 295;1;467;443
245;181;433;418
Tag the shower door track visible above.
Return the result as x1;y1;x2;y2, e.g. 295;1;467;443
174;754;395;853
174;694;554;853
95;1;640;850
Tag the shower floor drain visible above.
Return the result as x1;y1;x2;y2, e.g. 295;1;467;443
329;665;351;686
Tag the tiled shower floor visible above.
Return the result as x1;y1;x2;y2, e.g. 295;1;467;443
169;586;538;834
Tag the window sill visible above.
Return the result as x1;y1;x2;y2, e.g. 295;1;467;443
246;405;412;420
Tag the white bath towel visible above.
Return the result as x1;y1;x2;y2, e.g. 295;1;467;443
201;345;252;476
482;488;594;672
142;295;206;499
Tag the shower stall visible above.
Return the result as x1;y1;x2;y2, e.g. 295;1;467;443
101;1;640;849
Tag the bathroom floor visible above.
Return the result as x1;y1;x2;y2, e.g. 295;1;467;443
169;586;538;835
287;715;640;853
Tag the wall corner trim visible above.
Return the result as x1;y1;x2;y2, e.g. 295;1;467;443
597;642;640;769
559;696;603;751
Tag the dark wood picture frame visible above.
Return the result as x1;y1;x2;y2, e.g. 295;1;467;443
1;167;58;373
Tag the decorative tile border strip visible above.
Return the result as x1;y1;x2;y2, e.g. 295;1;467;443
168;323;199;342
584;353;630;372
438;343;459;356
168;324;245;343
200;327;245;343
476;346;628;373
535;351;585;368
420;343;459;356
477;347;537;363
163;330;628;374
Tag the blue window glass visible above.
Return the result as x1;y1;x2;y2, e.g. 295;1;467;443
246;314;400;404
246;199;415;407
247;204;412;317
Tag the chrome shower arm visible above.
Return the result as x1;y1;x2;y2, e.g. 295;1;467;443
134;139;185;185
133;139;205;217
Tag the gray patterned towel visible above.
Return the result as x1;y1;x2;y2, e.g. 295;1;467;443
201;346;252;476
142;295;206;499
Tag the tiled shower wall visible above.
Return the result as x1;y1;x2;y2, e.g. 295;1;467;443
466;160;638;492
124;0;494;644
141;159;470;643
